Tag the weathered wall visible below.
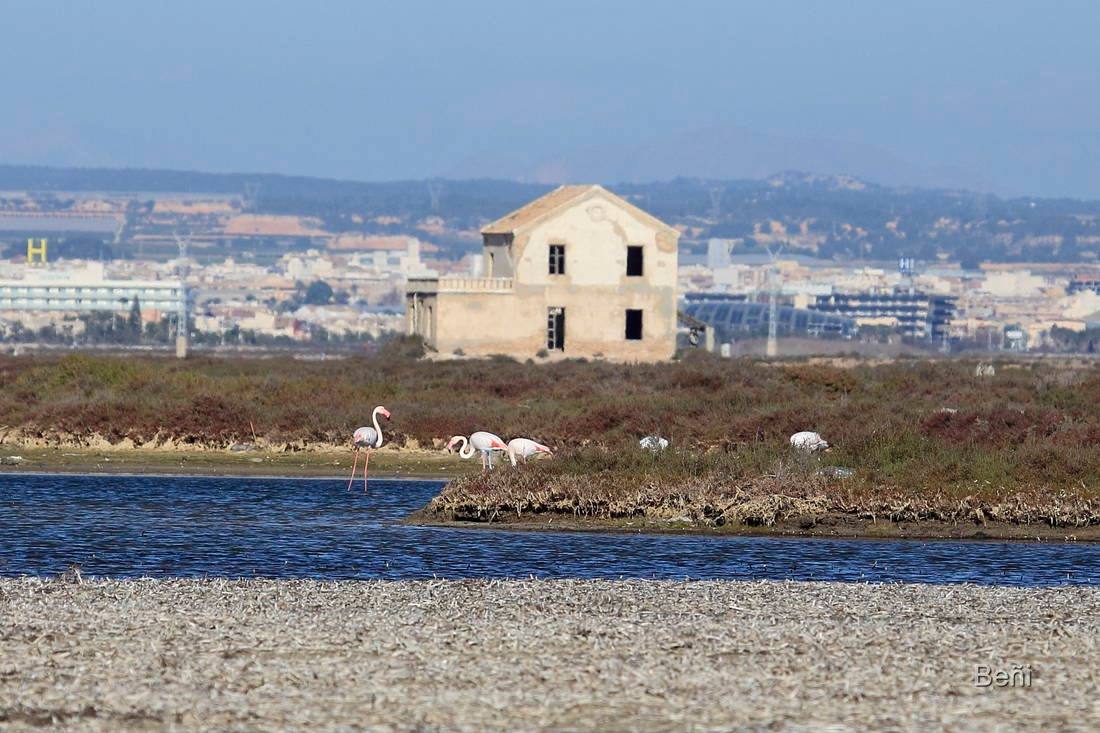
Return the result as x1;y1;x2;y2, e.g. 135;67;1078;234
510;190;678;361
482;234;515;278
432;291;542;356
413;189;679;362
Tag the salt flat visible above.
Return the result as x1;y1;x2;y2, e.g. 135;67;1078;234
1;578;1098;732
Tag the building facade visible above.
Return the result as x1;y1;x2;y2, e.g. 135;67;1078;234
682;293;857;340
0;263;183;314
405;185;679;361
810;289;956;341
1068;275;1100;295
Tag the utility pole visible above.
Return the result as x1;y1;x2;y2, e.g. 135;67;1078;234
765;244;782;359
173;232;190;359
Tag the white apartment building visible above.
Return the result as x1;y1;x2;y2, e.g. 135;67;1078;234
0;262;183;314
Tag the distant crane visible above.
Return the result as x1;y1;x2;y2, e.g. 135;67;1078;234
173;231;190;359
427;181;444;213
709;187;723;222
243;182;261;212
112;218;126;250
765;244;783;359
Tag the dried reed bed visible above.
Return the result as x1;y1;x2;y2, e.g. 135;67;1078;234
429;448;1100;529
2;578;1098;732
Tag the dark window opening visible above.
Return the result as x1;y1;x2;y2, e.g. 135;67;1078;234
625;309;643;340
626;246;644;277
549;244;565;275
547;307;565;350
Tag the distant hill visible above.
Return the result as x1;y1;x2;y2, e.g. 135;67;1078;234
445;124;990;194
2;165;1099;265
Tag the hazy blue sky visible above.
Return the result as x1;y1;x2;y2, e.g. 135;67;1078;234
2;1;1098;197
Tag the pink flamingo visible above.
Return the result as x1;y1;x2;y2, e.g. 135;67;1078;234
507;437;553;466
447;431;509;472
347;406;391;491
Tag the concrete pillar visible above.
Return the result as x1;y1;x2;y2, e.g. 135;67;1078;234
766;335;779;358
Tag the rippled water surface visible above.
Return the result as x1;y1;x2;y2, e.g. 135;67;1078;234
2;473;1099;586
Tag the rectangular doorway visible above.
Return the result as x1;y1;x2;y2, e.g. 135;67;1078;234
625;309;643;340
547;307;565;351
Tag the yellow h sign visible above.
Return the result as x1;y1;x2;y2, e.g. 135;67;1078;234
27;238;48;264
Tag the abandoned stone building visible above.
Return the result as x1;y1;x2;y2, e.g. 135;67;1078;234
405;185;679;361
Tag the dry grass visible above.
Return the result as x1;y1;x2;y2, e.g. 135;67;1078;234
4;351;1100;456
1;578;1098;732
430;447;1100;530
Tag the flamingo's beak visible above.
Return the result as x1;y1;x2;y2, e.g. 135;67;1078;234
381;408;391;420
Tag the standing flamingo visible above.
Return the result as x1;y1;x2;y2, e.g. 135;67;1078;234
507;437;552;466
347;406;391;491
447;431;509;472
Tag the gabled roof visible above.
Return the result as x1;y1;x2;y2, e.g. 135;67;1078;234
480;184;678;237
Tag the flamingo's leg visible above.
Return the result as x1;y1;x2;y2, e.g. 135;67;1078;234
481;451;487;473
362;448;372;492
347;447;360;491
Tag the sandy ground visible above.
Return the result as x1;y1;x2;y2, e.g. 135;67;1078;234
0;446;460;480
2;579;1098;732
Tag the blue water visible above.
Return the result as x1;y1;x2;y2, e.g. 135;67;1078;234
1;473;1099;586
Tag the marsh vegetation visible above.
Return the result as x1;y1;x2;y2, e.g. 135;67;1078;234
4;350;1100;532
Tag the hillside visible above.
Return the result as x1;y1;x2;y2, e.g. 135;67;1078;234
2;165;1099;264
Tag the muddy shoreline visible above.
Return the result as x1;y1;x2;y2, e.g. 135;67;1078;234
0;445;459;480
407;508;1100;542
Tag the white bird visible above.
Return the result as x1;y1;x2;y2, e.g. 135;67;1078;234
507;437;553;466
347;405;391;491
639;435;669;452
790;431;830;453
447;431;509;472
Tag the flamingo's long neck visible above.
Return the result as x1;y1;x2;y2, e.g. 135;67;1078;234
371;407;385;448
459;437;475;459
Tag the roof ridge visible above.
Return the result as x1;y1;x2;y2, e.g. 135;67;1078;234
480;184;601;235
